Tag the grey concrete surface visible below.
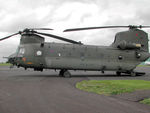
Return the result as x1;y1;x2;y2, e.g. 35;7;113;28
0;66;150;113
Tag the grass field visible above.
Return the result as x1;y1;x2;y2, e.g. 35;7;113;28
76;80;150;95
138;65;150;67
0;63;11;66
140;98;150;105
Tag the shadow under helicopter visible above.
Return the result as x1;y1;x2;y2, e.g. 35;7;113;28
5;66;148;78
13;73;145;78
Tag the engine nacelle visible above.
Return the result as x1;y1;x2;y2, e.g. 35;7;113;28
117;40;141;50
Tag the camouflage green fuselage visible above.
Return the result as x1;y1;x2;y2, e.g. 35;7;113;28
16;42;150;72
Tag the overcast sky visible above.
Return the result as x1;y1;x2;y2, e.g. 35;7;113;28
0;0;150;62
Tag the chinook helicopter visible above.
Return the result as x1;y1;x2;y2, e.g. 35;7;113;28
1;25;150;77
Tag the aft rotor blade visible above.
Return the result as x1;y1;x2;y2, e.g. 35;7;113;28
64;26;129;32
0;32;20;41
35;32;82;44
64;25;150;32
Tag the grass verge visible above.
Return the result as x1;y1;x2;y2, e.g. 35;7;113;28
140;98;150;105
76;80;150;95
137;64;150;67
0;63;11;66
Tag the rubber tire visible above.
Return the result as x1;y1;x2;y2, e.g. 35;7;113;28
116;71;121;76
59;70;64;77
63;71;71;78
130;71;136;77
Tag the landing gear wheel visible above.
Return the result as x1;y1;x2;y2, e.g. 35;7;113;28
116;71;121;76
63;70;71;78
136;72;145;76
130;71;136;77
59;69;65;77
59;70;71;78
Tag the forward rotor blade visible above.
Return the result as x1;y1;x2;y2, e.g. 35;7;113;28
0;32;20;41
139;26;150;28
31;28;53;30
35;32;82;44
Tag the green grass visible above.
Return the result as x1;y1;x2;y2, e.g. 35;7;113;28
76;80;150;95
0;63;11;66
138;65;150;67
140;98;150;105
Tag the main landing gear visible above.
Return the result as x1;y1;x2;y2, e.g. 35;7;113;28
130;71;136;77
129;70;145;77
116;71;145;76
59;69;71;78
116;71;121;76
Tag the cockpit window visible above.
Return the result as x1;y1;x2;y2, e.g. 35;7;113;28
19;48;25;54
16;47;19;54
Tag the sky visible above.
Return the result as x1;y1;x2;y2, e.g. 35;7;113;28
0;0;150;62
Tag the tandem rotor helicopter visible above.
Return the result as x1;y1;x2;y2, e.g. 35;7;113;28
1;25;150;77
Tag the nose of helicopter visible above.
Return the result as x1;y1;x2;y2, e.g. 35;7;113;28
12;56;33;68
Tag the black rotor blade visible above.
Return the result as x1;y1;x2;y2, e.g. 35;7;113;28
0;32;20;41
139;26;150;28
30;28;53;30
64;25;150;32
35;32;82;44
64;26;129;32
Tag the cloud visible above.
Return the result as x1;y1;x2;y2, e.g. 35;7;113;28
0;0;150;62
0;5;54;32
